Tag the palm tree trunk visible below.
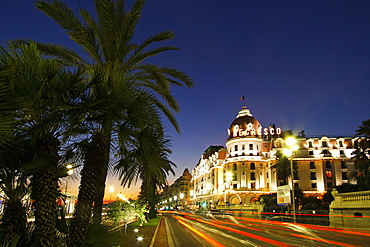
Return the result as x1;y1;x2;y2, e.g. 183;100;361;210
92;164;108;224
1;200;27;245
31;135;60;247
69;133;110;247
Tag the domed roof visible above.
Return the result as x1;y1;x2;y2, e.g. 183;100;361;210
227;106;262;139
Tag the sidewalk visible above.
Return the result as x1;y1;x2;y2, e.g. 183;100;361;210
149;217;170;247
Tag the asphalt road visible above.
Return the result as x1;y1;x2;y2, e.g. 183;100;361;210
163;212;370;247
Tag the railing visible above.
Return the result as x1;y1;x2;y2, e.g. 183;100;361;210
341;191;370;202
331;189;370;208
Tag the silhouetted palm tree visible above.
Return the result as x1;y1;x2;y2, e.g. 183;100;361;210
0;42;84;246
352;119;370;190
30;1;193;245
271;151;297;186
115;124;175;218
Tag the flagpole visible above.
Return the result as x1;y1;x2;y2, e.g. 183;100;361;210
240;95;246;106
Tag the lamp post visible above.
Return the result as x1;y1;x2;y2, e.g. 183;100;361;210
284;137;298;223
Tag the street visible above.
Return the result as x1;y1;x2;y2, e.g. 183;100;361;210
162;212;370;247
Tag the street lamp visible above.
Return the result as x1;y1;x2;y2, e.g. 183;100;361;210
65;164;73;195
283;137;299;223
179;193;184;209
109;186;114;203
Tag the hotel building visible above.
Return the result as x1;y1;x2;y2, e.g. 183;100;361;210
190;106;358;209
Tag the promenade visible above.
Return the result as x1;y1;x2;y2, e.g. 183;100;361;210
122;217;171;247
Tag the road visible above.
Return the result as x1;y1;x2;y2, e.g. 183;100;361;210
162;211;370;247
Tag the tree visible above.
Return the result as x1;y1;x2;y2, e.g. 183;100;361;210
0;139;30;246
107;200;147;236
271;151;298;186
31;1;193;245
352;119;370;190
115;125;175;218
0;42;84;246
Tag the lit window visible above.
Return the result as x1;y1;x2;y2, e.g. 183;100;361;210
326;170;332;179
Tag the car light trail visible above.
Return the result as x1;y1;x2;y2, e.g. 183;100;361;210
174;216;227;247
182;215;292;247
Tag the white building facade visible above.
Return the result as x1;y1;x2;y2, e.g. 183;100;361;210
190;106;358;209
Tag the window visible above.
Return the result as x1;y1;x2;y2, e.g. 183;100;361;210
250;163;255;170
322;141;328;147
341;161;346;168
326;170;332;179
339;141;343;147
234;145;238;151
250;172;255;180
251;182;256;188
308;142;313;148
327;182;332;188
249;144;253;150
325;161;331;168
266;172;269;178
342;172;348;180
310;172;316;180
311;183;317;188
233;163;237;170
242;144;245;150
354;212;363;218
310;162;315;169
233;184;237;189
309;151;314;155
340;150;345;155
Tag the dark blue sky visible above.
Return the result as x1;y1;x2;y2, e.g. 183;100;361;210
1;0;369;188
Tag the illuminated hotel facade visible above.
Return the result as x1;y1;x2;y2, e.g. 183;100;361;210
190;106;358;208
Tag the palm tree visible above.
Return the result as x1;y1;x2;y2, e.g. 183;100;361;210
271;151;296;185
30;1;193;245
115;124;175;218
0;138;30;246
352;119;370;190
0;42;84;246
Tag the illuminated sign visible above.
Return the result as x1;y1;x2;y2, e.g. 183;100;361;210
277;185;291;206
264;127;282;136
229;125;282;137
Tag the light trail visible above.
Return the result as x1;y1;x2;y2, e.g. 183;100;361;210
182;215;292;247
173;216;227;247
